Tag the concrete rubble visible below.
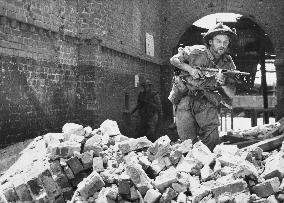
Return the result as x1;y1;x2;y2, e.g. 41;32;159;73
0;119;284;203
228;118;284;139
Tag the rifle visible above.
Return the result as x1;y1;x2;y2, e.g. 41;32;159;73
179;67;250;85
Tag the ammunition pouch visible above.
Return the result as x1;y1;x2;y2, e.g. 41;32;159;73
168;76;188;105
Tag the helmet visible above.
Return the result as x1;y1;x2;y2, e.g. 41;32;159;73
202;23;237;46
141;79;152;86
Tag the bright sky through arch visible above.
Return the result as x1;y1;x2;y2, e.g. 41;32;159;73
193;13;242;29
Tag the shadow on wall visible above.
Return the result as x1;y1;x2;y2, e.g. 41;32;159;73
0;64;84;147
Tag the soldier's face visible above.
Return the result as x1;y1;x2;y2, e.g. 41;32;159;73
209;34;230;56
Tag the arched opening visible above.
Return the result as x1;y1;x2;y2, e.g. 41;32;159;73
172;13;276;129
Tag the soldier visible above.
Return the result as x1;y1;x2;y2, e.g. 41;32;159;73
131;79;162;142
169;23;237;151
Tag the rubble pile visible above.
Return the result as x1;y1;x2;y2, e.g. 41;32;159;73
227;118;284;140
0;119;284;203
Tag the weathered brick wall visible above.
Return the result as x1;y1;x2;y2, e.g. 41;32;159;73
0;16;80;145
0;0;80;146
0;0;164;146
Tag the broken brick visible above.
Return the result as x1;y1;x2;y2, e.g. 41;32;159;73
66;157;84;175
76;171;105;198
252;177;280;198
159;187;177;203
143;189;161;203
93;156;104;172
154;167;177;192
118;173;131;195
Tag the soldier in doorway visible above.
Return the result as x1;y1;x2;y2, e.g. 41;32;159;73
169;23;237;151
130;79;162;142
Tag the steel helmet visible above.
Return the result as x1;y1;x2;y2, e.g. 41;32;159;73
202;23;237;46
141;79;152;86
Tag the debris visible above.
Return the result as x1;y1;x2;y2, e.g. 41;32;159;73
1;119;284;202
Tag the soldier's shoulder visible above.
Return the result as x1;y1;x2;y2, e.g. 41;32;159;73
188;45;207;55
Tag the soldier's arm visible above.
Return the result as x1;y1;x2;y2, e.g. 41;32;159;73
170;48;203;79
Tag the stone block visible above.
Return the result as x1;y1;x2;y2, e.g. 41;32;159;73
192;141;215;165
0;182;19;202
66;157;84;175
49;159;63;175
261;152;284;181
217;154;242;168
106;185;119;200
100;119;121;137
81;150;94;169
43;133;64;147
159;187;177;203
0;191;7;203
143;189;161;203
276;193;284;202
191;185;211;203
233;192;251;203
138;155;151;170
47;141;81;160
172;182;187;193
71;172;89;187
154;167;177;192
211;179;248;200
149;157;167;176
233;160;258;179
201;164;213;182
177;139;193;154
53;173;71;189
93;156;104;172
176;192;187;203
62;123;85;137
63;164;75;180
54;195;65;203
26;177;44;197
63;188;74;201
130;186;140;200
100;170;117;184
13;180;32;202
169;149;183;165
83;136;103;155
38;169;61;199
176;156;202;175
147;135;171;161
76;171;105;198
213;144;239;157
267;195;278;203
125;162;153;196
252;177;280;198
118;173;131;195
33;192;49;203
118;136;152;154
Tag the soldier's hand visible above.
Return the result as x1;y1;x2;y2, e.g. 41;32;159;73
190;68;204;79
216;72;226;85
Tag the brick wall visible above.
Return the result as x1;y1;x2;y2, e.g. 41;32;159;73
0;0;164;146
0;14;81;145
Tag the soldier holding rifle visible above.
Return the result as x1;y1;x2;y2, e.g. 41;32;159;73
130;79;162;142
169;23;248;151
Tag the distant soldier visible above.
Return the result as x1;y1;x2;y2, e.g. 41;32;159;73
131;79;162;142
169;23;237;151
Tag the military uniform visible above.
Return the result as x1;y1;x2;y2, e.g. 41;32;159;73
135;90;162;142
174;45;236;151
